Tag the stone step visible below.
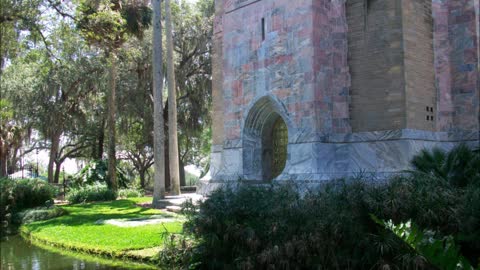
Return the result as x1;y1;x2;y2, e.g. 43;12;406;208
157;198;184;206
153;193;204;209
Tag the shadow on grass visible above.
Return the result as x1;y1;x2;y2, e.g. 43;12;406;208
24;199;175;232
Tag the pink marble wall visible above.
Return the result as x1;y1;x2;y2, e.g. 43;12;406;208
433;0;480;133
221;0;351;142
313;0;351;133
219;0;479;142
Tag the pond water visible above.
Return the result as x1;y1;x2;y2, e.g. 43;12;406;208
1;235;155;270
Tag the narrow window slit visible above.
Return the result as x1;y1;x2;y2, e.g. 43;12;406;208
261;18;265;41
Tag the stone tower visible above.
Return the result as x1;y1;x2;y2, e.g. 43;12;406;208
200;0;480;192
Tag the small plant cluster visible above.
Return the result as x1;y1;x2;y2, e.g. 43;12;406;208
65;159;136;204
162;145;480;269
71;159;129;188
0;178;57;235
117;187;144;198
157;233;199;269
66;183;117;204
13;206;67;225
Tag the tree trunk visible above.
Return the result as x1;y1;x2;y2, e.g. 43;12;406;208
54;161;62;184
152;0;166;207
91;116;105;160
97;117;105;160
163;102;171;190
165;0;181;195
107;53;118;192
164;130;170;190
47;132;61;183
0;139;7;177
179;157;186;187
8;147;19;174
139;169;146;189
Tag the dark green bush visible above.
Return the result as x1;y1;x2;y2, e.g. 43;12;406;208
0;178;57;213
65;183;117;204
174;176;479;269
12;178;58;210
13;206;66;225
1;178;57;236
180;181;419;269
161;145;480;269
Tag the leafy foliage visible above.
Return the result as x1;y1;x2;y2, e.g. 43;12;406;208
372;216;475;270
65;183;117;204
0;0;45;63
72;159;129;188
76;0;152;51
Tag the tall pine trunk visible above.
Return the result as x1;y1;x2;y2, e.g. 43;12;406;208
165;0;181;195
152;0;166;207
107;53;118;191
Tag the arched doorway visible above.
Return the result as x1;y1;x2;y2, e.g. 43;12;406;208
243;96;289;181
262;116;288;180
271;117;288;179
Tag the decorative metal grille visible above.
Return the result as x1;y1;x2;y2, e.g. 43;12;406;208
271;117;288;179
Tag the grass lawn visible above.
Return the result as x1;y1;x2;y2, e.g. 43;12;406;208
21;197;183;259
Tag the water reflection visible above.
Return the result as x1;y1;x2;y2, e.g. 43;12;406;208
1;236;153;270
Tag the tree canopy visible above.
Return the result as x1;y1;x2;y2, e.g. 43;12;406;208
0;0;214;192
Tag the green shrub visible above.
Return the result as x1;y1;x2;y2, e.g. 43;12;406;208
12;178;58;210
157;233;198;269
176;182;401;269
66;184;117;204
1;178;57;236
71;160;129;188
160;145;480;269
117;188;144;198
0;178;57;213
171;176;480;269
13;206;67;225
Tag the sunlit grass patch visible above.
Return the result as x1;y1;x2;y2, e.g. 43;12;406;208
21;198;183;258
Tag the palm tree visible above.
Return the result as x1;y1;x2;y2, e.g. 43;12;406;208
0;99;25;177
165;0;181;195
152;0;166;206
410;144;480;187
